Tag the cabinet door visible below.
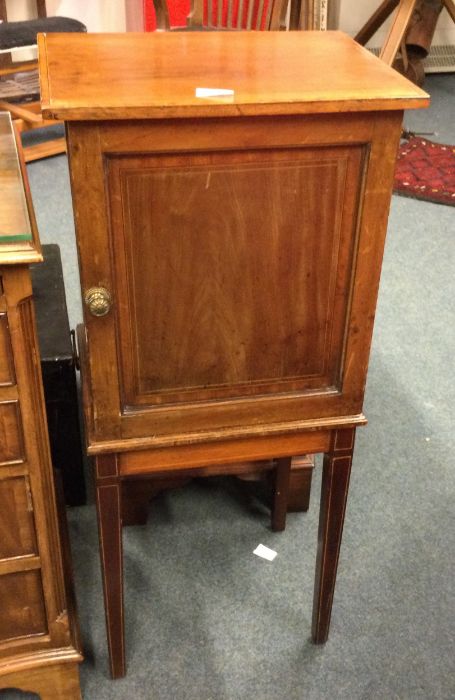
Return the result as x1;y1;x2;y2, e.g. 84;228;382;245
68;112;402;445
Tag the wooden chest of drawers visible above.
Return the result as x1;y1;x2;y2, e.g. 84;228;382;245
39;31;428;678
0;114;82;697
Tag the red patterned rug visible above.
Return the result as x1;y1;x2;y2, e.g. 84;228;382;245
394;135;455;207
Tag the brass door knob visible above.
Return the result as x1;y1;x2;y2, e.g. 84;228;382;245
84;286;112;317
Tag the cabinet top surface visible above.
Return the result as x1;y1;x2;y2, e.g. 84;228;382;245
38;31;429;121
0;113;41;265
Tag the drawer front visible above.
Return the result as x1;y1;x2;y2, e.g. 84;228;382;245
0;313;15;386
0;570;47;643
0;475;37;559
0;401;24;464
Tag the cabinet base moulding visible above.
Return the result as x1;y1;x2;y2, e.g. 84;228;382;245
0;660;81;700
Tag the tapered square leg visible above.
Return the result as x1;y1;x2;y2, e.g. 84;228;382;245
95;455;125;679
287;455;314;512
271;456;292;531
312;429;356;643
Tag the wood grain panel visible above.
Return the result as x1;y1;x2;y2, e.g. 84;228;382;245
0;313;15;385
0;401;23;464
0;476;37;559
0;570;47;642
119;428;331;474
38;32;429;121
0;662;82;700
109;145;364;407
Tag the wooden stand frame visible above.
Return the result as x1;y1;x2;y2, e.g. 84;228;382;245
91;422;357;679
121;455;314;527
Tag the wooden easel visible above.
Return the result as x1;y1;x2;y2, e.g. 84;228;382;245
355;0;455;66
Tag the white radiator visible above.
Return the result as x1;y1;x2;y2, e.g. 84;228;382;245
368;44;455;73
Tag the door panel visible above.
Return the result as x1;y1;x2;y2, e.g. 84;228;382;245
108;145;364;409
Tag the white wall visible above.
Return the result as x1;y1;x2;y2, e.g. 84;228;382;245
5;0;36;21
45;0;126;32
5;0;128;62
5;0;127;31
5;0;455;43
5;0;39;60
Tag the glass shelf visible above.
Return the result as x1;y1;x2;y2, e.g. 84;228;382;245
0;112;40;263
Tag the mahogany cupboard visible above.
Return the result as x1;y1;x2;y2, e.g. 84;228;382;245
0;114;82;697
38;31;428;678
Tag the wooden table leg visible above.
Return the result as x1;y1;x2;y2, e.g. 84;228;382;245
312;428;356;644
287;455;314;512
444;0;455;23
271;456;292;531
95;455;125;679
354;0;400;45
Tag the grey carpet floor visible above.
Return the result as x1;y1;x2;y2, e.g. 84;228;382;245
3;73;454;700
